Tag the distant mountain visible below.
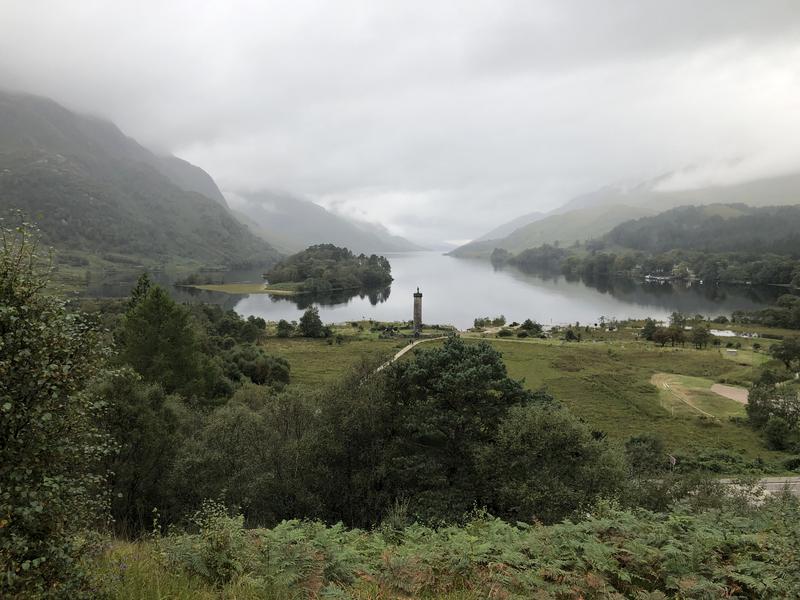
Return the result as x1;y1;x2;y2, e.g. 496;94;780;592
452;169;800;258
605;203;800;256
473;211;545;242
231;191;423;254
556;171;800;214
0;90;277;268
450;204;654;257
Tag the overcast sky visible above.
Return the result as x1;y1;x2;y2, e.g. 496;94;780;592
2;0;800;245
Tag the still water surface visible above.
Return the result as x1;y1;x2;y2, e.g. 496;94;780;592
196;252;786;330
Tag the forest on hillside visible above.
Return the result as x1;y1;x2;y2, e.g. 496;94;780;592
607;204;800;256
497;205;800;289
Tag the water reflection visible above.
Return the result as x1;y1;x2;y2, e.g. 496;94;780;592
76;252;792;330
267;286;391;309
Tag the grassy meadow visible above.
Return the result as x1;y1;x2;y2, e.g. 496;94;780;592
261;336;401;387
253;321;792;470
255;322;786;465
401;332;792;469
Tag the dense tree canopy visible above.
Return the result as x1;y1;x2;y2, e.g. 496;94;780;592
265;244;392;292
117;284;204;396
607;203;800;256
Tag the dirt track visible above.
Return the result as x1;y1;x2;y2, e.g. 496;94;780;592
710;383;749;404
650;373;714;417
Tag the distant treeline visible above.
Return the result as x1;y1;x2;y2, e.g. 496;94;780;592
265;243;393;293
607;203;800;256
732;294;800;330
493;203;800;288
560;249;800;287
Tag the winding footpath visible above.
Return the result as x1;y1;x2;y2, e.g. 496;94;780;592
376;336;448;371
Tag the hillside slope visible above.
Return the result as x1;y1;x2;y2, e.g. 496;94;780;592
606;203;800;256
451;205;654;257
558;171;800;214
0;91;277;268
474;211;545;242
231;191;423;254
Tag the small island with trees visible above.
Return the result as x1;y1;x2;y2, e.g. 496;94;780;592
264;243;393;294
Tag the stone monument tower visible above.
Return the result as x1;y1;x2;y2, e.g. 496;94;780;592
413;287;423;333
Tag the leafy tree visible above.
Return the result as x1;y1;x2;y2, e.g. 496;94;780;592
747;384;800;430
764;416;795;451
276;318;294;338
298;306;325;338
668;325;686;347
625;433;668;475
96;368;179;533
226;344;290;386
520;318;543;334
480;403;625;523
640;318;657;341
1;220;111;596
172;386;322;526
668;312;687;328
691;324;711;349
652;327;671;347
127;271;151;311
381;337;536;520
240;315;266;343
117;285;202;395
769;336;800;370
310;357;397;527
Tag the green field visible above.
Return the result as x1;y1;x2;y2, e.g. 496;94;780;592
262;337;402;387
407;336;790;465
258;330;790;467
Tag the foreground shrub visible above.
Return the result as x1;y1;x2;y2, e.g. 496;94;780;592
102;494;800;598
160;500;248;586
1;220;111;597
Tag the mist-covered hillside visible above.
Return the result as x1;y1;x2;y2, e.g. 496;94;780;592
453;169;800;259
0;91;278;268
473;211;545;242
450;205;654;257
558;171;800;214
231;190;423;254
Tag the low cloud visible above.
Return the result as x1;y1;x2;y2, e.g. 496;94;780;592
2;0;800;243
